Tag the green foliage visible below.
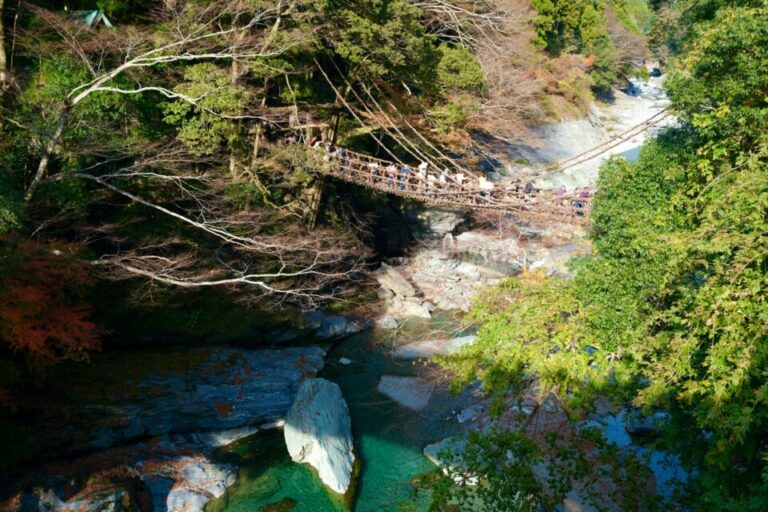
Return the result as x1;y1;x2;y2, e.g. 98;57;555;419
430;101;468;133
311;0;439;89
531;0;608;53
439;272;622;414
163;63;249;156
439;3;768;509
609;0;654;32
223;182;265;209
436;45;484;92
664;5;768;188
0;172;21;235
531;0;623;91
427;430;543;512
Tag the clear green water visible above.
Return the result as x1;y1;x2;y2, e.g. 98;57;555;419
210;317;472;512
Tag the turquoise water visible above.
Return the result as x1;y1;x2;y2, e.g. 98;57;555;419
207;429;347;512
211;318;472;512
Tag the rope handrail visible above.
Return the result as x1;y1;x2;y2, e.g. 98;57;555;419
297;106;670;225
307;148;592;225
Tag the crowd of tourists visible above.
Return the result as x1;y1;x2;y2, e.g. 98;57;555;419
304;136;592;213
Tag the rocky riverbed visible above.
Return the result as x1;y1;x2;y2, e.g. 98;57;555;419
1;345;330;511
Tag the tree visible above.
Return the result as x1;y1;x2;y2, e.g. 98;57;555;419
4;2;367;306
0;239;101;364
436;3;768;509
0;0;6;106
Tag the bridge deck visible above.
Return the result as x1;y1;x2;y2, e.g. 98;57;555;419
295;107;673;226
308;148;592;226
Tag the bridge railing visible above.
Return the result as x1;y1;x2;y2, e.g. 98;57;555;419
304;146;592;225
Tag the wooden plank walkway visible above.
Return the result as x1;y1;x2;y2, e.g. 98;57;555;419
304;108;671;226
309;148;593;225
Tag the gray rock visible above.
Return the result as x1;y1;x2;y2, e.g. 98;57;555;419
424;436;478;485
316;315;349;339
531;106;606;164
375;263;416;297
339;357;353;365
403;205;467;239
378;288;395;300
393;335;476;360
284;379;355;495
143;477;175;512
69;347;326;452
400;299;432;319
377;376;434;411
165;458;236;511
424;436;466;467
166;489;209;512
191;425;260;447
309;313;368;340
36;488;126;512
376;316;399;330
457;404;484;424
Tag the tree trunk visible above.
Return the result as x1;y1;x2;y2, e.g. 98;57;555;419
24;105;70;203
0;0;7;132
308;179;324;230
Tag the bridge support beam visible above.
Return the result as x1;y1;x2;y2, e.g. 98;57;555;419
307;178;325;230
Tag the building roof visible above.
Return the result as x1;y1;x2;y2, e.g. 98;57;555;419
70;10;113;29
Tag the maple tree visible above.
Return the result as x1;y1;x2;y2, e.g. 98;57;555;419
0;240;102;364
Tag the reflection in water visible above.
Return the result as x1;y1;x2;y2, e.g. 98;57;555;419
209;315;473;511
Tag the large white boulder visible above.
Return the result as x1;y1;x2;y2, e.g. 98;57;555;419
284;378;355;495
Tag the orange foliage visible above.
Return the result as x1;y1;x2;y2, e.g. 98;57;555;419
0;240;102;364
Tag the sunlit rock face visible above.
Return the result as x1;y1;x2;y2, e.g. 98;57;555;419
284;378;355;495
17;448;237;512
24;346;326;458
392;335;476;360
100;347;326;446
377;376;435;411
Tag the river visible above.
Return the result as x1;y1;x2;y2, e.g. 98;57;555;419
207;314;473;512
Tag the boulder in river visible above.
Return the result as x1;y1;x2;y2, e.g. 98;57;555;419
14;446;237;512
284;378;355;495
376;316;399;330
393;335;476;360
163;457;237;511
377;376;435;411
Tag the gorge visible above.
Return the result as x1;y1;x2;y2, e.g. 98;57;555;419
1;1;767;511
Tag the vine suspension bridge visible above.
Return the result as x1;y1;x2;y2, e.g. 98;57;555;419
307;108;671;226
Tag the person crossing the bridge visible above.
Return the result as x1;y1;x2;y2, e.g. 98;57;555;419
368;161;380;185
453;171;465;189
426;172;437;193
478;176;495;202
439;168;450;189
417;162;428;191
385;164;398;189
399;165;411;191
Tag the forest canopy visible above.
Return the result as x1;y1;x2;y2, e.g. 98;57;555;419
435;1;768;510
